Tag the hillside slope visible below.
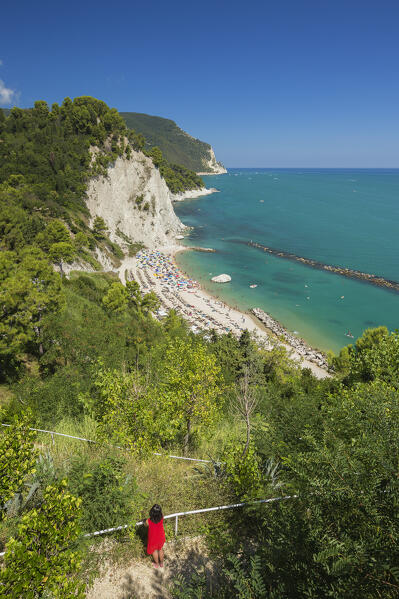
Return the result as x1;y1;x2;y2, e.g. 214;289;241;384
120;112;226;174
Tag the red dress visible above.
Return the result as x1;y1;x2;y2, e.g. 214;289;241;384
147;517;165;554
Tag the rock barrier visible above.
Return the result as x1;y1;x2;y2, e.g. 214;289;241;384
247;241;399;293
251;307;328;369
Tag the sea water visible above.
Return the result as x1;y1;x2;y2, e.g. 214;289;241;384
174;169;399;354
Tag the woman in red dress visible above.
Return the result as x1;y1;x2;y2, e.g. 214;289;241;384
146;504;166;568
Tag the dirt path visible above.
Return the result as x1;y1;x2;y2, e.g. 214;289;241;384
86;537;214;599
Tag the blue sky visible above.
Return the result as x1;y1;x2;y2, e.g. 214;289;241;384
1;0;398;167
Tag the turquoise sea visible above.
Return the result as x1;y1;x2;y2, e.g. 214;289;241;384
174;169;399;354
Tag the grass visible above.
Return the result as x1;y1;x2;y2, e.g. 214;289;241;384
34;416;232;528
194;417;245;460
0;385;14;407
79;250;102;271
2;414;238;580
128;242;145;257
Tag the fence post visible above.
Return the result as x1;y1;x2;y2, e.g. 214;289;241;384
51;433;55;446
175;515;178;537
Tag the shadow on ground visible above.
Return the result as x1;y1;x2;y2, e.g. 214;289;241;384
114;537;215;599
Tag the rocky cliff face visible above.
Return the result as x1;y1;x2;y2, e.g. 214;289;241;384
86;149;186;250
198;147;227;175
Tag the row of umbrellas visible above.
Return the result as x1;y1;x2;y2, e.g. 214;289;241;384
136;250;199;291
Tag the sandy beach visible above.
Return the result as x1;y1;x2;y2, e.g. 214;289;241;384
119;246;330;379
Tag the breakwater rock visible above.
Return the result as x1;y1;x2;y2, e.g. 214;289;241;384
248;241;399;293
190;246;216;253
212;274;231;283
251;307;328;369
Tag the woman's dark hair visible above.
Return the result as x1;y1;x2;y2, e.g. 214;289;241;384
149;504;163;524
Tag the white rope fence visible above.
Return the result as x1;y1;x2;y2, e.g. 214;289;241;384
0;495;296;558
0;425;296;557
83;495;296;539
0;423;211;464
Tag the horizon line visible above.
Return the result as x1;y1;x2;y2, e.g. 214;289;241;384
225;166;399;170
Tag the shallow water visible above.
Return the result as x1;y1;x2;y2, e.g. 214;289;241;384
174;169;399;353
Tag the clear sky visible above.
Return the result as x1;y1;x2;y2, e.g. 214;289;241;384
1;0;398;167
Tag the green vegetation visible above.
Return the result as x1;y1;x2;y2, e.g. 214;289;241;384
144;146;204;193
0;480;84;598
168;329;399;598
1;100;399;598
0;103;204;206
3;271;399;598
0;95;207;377
0;99;135;293
0;412;37;518
120;111;220;172
0;99;126;210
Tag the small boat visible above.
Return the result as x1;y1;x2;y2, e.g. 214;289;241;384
345;331;354;338
249;284;257;288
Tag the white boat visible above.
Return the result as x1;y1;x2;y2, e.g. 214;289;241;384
250;284;257;288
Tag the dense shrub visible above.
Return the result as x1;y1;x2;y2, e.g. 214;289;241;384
67;453;138;532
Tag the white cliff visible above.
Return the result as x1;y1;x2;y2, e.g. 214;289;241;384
197;147;227;175
86;149;186;251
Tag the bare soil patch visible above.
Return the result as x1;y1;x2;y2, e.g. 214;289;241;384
86;536;215;599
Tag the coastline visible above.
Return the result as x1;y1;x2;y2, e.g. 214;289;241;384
174;247;328;371
196;169;227;176
171;187;219;202
119;245;330;379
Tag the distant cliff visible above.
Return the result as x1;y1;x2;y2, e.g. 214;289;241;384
120;112;226;174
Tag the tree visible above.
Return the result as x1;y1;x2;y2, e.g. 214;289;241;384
160;339;223;454
229;378;399;599
92;216;108;240
234;368;258;458
33;100;50;123
330;327;399;387
140;290;160;315
279;381;399;598
0;248;64;365
88;339;224;455
148;146;164;168
163;309;188;338
87;362;172;454
49;241;75;276
237;330;263;380
355;325;389;353
102;282;128;313
0;480;84;598
125;279;141;308
36;220;71;251
222;442;263;500
0;411;37;520
209;331;242;384
125;281;159;315
73;231;88;252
